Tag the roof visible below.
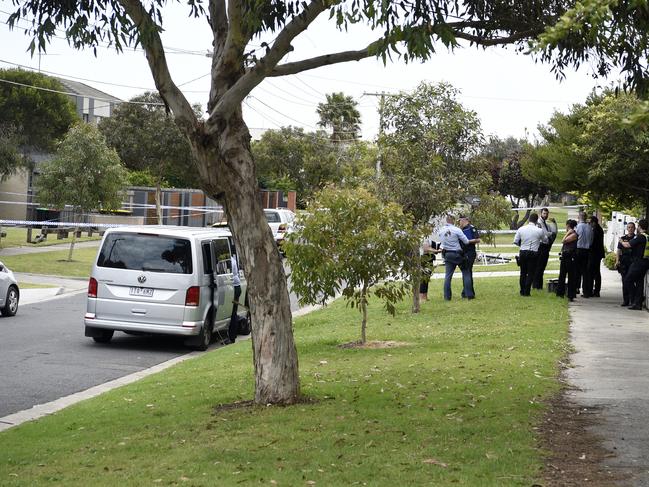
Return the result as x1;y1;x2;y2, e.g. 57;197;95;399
55;77;122;103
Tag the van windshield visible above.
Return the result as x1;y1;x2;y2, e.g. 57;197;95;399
97;233;193;274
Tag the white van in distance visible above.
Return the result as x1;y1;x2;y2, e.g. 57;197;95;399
84;226;248;350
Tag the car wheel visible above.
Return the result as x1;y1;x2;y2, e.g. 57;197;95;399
190;318;213;351
1;285;19;317
92;329;114;343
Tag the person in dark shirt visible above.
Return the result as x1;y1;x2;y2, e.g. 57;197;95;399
616;222;636;280
533;208;557;289
556;219;578;301
620;219;648;309
586;216;605;297
459;216;481;298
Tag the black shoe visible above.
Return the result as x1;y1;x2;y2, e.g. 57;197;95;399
556;294;565;298
592;293;600;297
581;294;590;298
629;305;643;310
621;302;629;307
568;297;574;302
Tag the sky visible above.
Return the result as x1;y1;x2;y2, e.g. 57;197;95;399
0;1;614;143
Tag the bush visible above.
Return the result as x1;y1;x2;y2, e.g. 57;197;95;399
604;252;617;271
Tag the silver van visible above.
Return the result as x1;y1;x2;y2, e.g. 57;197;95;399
84;226;248;350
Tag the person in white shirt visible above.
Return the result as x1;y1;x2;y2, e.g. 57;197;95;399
514;213;549;296
438;214;472;301
533;208;557;289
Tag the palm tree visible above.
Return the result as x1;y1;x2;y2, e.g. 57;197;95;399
317;92;361;143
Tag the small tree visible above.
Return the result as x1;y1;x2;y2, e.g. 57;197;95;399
377;81;484;313
0;123;24;181
284;187;419;345
36;124;127;260
0;68;78;152
467;192;512;245
98;92;201;224
317;92;362;143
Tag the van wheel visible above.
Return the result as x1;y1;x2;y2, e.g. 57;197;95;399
1;286;19;317
92;329;114;343
189;318;212;351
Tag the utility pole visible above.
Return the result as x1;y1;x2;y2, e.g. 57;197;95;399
363;91;388;176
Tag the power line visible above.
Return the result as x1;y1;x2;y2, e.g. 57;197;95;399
0;77;167;106
249;96;318;129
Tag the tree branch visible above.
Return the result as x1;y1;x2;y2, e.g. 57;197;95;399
117;0;197;131
453;29;544;47
269;41;382;77
206;0;328;131
208;0;228;59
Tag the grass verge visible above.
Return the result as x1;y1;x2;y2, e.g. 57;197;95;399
17;283;58;289
0;277;568;486
0;248;97;278
0;227;101;249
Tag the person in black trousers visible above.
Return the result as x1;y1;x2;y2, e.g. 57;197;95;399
575;212;593;297
514;213;548;296
533;208;557;289
556;219;579;301
621;219;648;310
586;216;605;297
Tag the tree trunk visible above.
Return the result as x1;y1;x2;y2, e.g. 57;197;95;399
360;286;368;345
194;112;300;405
411;248;421;314
155;179;163;225
67;213;78;262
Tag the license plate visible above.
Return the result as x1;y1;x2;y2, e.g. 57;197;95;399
129;287;154;297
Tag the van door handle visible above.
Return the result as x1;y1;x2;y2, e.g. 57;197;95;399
132;308;147;315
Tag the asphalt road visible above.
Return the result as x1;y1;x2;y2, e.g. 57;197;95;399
0;293;196;418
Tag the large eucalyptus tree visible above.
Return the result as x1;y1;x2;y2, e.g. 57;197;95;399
9;0;580;405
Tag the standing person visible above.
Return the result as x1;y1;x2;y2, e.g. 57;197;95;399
615;222;636;296
587;216;605;297
556;219;578;301
621;219;648;310
459;216;481;298
419;236;440;301
533;208;557;290
227;252;242;344
575;211;594;297
513;212;549;296
438;214;473;301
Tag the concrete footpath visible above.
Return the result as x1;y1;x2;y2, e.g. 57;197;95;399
567;267;649;485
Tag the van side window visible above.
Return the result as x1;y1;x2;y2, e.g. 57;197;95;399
212;239;232;275
202;242;213;274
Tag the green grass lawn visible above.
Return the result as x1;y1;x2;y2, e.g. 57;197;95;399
0;277;569;486
478;245;562;254
489;232;566;246
471;260;560;273
0;247;97;278
18;282;58;289
0;227;101;249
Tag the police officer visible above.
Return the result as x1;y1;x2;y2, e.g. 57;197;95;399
533;208;557;289
514;212;549;296
438;214;472;301
459;216;481;298
575;211;593;297
587;216;605;297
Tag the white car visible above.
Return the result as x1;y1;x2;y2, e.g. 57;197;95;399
0;261;19;317
264;209;296;249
